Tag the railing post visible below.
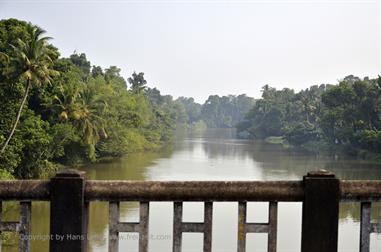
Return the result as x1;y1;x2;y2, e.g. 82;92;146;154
301;170;340;252
50;169;86;252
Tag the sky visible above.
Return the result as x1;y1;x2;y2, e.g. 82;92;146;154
0;0;380;103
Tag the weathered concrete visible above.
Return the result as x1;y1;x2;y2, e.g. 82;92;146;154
301;170;340;252
0;170;380;252
50;169;86;252
85;180;305;202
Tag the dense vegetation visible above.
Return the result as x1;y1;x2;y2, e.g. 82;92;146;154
200;95;255;128
237;75;381;157
0;19;191;178
173;94;255;128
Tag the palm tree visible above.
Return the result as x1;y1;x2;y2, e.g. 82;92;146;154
53;82;108;161
128;72;147;94
0;25;58;154
52;82;82;121
76;85;107;142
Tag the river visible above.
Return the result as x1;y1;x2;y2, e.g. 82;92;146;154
4;128;381;251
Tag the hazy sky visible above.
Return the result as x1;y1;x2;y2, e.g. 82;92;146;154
1;0;380;102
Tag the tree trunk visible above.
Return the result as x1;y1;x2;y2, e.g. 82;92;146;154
0;79;31;154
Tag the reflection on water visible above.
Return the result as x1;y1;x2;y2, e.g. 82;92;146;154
4;128;381;251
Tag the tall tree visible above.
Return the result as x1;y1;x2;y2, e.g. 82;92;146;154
105;66;127;89
1;25;58;154
69;52;91;79
91;65;103;78
128;72;147;94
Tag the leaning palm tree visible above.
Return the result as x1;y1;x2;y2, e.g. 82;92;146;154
0;25;58;154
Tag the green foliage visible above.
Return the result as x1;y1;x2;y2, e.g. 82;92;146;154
238;84;327;140
0;21;59;154
319;76;381;153
0;18;181;178
285;122;319;146
0;109;56;178
128;72;147;94
200;94;255;128
99;127;151;156
146;92;255;130
238;76;381;157
176;97;202;124
69;53;90;79
91;65;103;78
190;120;207;133
49;123;79;159
265;136;285;145
356;130;381;153
105;66;127;89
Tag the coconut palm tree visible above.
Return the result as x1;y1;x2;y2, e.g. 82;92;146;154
0;25;58;154
52;81;108;161
52;82;82;121
76;84;107;142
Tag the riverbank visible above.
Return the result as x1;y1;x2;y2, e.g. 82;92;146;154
264;136;381;162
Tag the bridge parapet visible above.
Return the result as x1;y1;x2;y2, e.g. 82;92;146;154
0;169;380;252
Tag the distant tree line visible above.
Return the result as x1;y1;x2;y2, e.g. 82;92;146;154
237;75;381;157
165;94;255;129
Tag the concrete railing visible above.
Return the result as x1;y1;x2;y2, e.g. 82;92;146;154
0;169;380;252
